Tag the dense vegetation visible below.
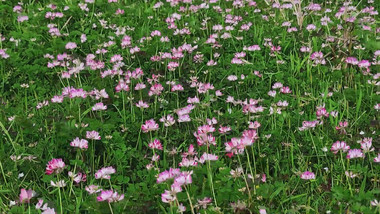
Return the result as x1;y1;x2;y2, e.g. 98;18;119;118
0;0;379;213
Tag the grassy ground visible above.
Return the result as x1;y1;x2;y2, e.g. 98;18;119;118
0;0;379;213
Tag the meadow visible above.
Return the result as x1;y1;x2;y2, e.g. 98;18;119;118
0;0;379;213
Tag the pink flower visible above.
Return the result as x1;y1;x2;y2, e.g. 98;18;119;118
95;166;116;179
149;139;163;150
218;126;231;134
19;189;36;203
330;141;350;154
197;197;212;209
92;102;107;111
161;190;176;203
374;154;380;163
97;190;124;202
86;131;101;140
134;83;146;90
347;149;365;159
51;95;64;103
70;137;88;149
69;172;87;183
259;209;267;214
358;60;371;68
157;168;181;183
115;79;129;92
148;83;164;96
45;158;65;175
171;84;184;92
17;16;29;22
300;171;315;180
159;115;175;127
85;185;102;194
136;100;149;108
141;119;159;133
199;153;218;164
65;42;77;50
345;57;359;65
360;138;373;152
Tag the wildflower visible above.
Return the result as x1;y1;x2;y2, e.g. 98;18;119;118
345;171;358;178
374;154;380;163
92;102;107;111
141;119;159;133
51;95;64;103
85;185;102;194
346;57;359;65
159;115;175;127
136;100;149;108
69;172;87;183
347;149;364;159
371;199;380;207
70;137;88;149
65;42;77;50
218;126;231;134
86;131;101;140
199;153;218;163
17;16;29;22
157;168;181;183
196;197;212;209
95;166;116;179
50;180;66;187
360;138;373;152
45;158;65;175
149;139;163;150
330;141;350;154
19;189;36;203
97;190;124;202
259;209;267;214
148;83;164;96
300;171;315;180
161;190;176;203
230;167;243;178
310;52;326;66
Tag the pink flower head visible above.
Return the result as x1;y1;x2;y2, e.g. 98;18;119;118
65;42;77;50
141;119;159;133
160;115;175;127
95;166;116;179
97;190;124;202
115;79;129;92
85;185;102;195
197;197;212;209
149;139;163;150
345;57;359;65
92;102;107;111
300;171;315;180
347;149;364;159
51;95;64;103
330;141;350;154
374;153;380;163
199;153;218;164
157;168;181;183
358;60;371;68
173;171;193;186
19;189;36;203
148;83;164;96
360;138;373;152
70;137;88;149
45;158;65;175
86;131;101;140
161;190;176;203
280;86;292;94
218;126;231;134
69;171;87;183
